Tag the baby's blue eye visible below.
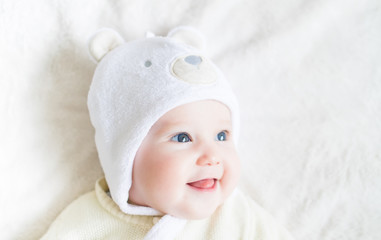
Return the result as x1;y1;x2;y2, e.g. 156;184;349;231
171;133;191;143
216;131;227;141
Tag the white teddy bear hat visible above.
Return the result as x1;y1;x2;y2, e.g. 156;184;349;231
87;26;239;239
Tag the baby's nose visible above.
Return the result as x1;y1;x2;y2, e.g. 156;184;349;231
197;154;220;166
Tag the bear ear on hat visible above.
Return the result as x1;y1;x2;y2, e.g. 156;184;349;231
167;26;206;50
88;28;125;63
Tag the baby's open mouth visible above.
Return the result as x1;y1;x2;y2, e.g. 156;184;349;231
187;178;217;190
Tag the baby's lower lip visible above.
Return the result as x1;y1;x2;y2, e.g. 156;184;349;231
187;179;217;191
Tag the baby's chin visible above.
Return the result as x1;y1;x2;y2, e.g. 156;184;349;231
168;202;222;220
167;187;236;219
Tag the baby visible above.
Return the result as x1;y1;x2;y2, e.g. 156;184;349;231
42;26;294;240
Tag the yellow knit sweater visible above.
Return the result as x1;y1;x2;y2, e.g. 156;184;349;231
41;178;294;240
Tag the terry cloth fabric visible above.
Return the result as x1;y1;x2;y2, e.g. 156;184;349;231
87;27;240;239
40;178;295;240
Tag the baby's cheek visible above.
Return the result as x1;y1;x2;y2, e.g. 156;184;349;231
224;166;240;188
234;155;241;178
147;161;185;212
152;158;181;187
222;155;241;194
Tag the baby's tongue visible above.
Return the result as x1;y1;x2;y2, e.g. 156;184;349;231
188;179;215;188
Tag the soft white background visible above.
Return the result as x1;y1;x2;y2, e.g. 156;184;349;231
1;0;380;239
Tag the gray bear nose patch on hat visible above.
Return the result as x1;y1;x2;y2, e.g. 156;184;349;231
184;55;202;66
170;54;217;84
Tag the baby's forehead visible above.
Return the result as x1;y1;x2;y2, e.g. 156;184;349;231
151;100;232;129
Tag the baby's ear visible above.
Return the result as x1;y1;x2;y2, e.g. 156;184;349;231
88;28;125;63
167;26;206;50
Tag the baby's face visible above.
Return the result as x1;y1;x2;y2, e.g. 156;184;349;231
129;100;240;219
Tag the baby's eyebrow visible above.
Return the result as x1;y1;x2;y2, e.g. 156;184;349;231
215;119;233;128
220;119;232;124
155;119;188;128
150;120;188;134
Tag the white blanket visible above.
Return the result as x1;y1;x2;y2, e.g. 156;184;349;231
1;0;380;239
